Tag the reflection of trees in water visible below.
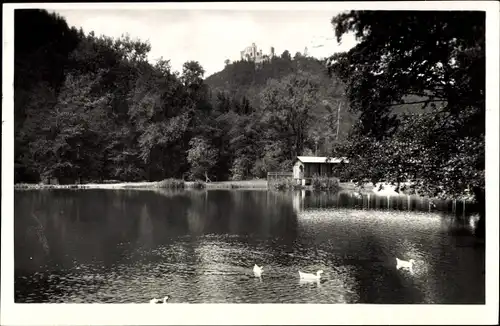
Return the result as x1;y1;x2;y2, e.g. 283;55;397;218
187;209;205;235
230;191;263;235
424;213;485;303
16;192;58;269
19;191;86;269
176;190;299;239
258;192;299;261
16;190;148;272
186;191;208;235
302;191;478;219
136;204;154;248
17;189;299;272
165;190;301;241
227;191;244;234
30;213;50;255
261;192;297;241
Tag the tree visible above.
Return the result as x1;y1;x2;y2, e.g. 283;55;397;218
259;72;321;167
129;58;192;180
27;71;110;183
181;60;205;88
281;50;292;61
224;59;231;66
229;114;261;180
14;9;81;182
187;137;219;181
327;11;485;236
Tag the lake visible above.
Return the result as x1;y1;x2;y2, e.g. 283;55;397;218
14;189;484;304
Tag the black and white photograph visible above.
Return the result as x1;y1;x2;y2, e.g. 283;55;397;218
1;1;499;325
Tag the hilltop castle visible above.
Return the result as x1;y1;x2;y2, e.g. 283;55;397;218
240;43;275;64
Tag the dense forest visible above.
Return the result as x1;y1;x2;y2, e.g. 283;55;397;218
14;9;358;185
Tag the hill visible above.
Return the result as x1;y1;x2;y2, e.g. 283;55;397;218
204;53;359;144
205;52;440;148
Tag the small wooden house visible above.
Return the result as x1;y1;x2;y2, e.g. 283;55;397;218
293;156;349;185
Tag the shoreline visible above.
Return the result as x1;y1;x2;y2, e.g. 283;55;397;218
13;180;475;201
13;180;270;190
13;180;357;192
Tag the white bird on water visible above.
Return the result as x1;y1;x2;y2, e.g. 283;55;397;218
253;264;264;277
396;258;415;273
149;295;169;304
299;270;324;280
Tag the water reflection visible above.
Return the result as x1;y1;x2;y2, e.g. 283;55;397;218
15;189;484;304
295;190;477;215
299;278;321;288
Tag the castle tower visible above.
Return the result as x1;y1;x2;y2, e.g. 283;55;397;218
270;46;275;57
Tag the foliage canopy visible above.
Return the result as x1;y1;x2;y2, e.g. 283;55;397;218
327;11;485;200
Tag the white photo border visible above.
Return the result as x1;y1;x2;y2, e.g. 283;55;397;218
2;2;498;325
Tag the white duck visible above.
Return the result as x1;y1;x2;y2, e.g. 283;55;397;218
149;295;169;304
396;258;415;273
299;270;323;280
253;264;264;277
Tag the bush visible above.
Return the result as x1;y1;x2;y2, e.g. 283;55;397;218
271;178;304;191
102;179;121;184
191;180;206;189
230;157;252;181
250;159;267;179
158;178;185;189
311;175;340;191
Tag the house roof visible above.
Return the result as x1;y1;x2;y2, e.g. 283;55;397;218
296;156;349;164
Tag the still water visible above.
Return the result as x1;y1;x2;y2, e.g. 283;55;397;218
14;189;484;304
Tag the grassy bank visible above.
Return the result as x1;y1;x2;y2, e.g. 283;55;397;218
199;179;268;189
269;176;342;192
15;179;445;197
13;179;359;192
15;180;183;190
14;179;269;190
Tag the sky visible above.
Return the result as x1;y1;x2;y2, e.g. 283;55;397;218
53;9;358;77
